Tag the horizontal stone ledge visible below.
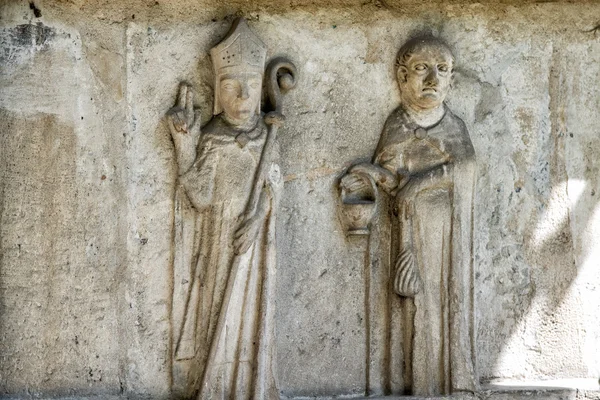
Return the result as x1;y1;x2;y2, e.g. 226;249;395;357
2;382;599;400
483;378;600;392
2;391;600;400
0;397;124;400
283;387;600;400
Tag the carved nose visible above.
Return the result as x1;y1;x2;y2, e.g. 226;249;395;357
425;70;439;86
240;83;250;100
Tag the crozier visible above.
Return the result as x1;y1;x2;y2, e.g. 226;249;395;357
167;18;297;399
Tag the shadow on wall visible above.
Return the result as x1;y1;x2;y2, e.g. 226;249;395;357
475;36;600;387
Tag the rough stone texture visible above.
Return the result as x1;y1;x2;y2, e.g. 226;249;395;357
1;0;599;399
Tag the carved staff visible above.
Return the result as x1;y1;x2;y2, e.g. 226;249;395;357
199;58;297;395
248;57;298;215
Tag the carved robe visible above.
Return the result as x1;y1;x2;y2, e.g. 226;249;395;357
372;105;477;396
171;115;279;399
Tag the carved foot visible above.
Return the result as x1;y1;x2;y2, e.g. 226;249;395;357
393;248;422;297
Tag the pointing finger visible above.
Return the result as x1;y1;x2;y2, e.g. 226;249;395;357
178;83;187;109
167;115;177;134
186;87;194;123
191;109;202;133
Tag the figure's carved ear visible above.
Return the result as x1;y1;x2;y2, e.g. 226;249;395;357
397;65;408;83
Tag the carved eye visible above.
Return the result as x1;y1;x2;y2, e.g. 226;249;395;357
249;82;260;89
415;64;427;71
221;82;236;90
438;64;449;73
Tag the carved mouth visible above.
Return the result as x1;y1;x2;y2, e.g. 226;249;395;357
422;87;438;93
235;104;253;113
235;100;254;114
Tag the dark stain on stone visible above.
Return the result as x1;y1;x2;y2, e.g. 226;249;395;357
475;82;502;124
29;2;42;18
7;23;55;49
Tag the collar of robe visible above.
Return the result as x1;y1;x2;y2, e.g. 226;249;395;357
235;129;263;147
401;104;447;140
219;113;264;147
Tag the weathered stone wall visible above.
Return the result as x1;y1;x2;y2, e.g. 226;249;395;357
1;0;599;398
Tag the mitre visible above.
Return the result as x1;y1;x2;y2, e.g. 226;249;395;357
211;18;267;115
211;18;267;75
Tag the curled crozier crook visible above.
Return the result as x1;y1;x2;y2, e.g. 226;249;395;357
265;57;298;116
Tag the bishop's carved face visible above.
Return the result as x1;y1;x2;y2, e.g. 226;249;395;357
219;72;262;125
397;44;453;111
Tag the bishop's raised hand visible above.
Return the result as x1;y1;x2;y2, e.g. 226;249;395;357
167;82;202;176
167;83;201;139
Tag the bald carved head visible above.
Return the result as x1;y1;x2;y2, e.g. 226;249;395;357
396;36;455;111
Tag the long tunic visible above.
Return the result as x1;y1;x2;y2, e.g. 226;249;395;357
171;115;279;400
371;105;477;396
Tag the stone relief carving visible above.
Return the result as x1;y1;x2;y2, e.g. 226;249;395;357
167;18;297;399
339;37;477;396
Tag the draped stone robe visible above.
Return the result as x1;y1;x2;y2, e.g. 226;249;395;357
370;105;477;396
171;115;279;400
